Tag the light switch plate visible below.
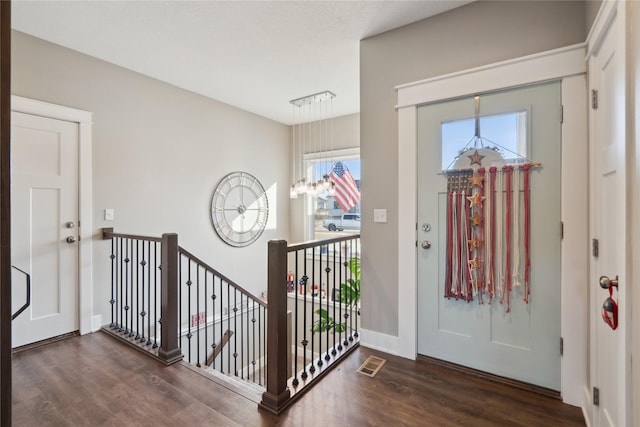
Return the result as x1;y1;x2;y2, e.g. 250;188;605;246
373;209;387;223
105;208;114;221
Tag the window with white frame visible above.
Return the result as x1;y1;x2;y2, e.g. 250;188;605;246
303;149;360;240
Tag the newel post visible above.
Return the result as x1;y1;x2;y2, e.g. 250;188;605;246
157;233;183;365
259;240;291;414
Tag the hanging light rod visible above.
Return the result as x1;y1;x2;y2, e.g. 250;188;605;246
290;90;336;107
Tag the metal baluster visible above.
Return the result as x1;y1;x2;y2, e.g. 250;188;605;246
135;240;140;341
242;293;247;380
317;246;323;368
211;274;217;371
146;241;152;345
345;240;354;345
251;300;256;383
292;250;299;386
331;241;337;356
195;263;201;368
353;237;359;338
153;242;159;349
123;239;130;335
261;304;265;386
233;288;238;376
324;246;331;362
129;239;135;337
117;238;122;331
309;246;316;374
179;255;183;351
227;281;231;376
139;241;147;343
186;257;192;363
338;242;343;352
218;276;223;373
109;237;116;328
301;248;308;380
204;268;208;369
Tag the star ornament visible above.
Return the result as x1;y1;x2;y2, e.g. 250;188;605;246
467;238;482;250
468;173;484;188
471;213;483;227
467;192;486;208
468;257;483;270
468;150;486;166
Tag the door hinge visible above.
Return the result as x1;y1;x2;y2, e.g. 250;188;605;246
560;222;564;239
560;105;564;124
593;386;600;406
591;89;598;109
560;337;564;356
592;238;599;257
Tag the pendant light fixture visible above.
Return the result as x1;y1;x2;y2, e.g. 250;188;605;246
289;91;336;198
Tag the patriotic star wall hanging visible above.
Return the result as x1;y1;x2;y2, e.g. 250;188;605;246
442;147;541;312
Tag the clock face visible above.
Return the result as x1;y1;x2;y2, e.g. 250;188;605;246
210;172;269;247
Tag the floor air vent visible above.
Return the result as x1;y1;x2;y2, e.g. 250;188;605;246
357;355;387;378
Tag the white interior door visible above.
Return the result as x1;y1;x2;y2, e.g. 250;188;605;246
417;82;562;389
589;4;628;425
11;111;79;348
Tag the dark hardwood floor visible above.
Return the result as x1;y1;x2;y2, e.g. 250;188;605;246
12;332;584;426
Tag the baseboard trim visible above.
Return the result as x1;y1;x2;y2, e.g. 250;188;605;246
417;354;561;399
12;331;80;354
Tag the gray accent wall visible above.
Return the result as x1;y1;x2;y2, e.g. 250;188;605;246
12;31;290;323
360;1;587;336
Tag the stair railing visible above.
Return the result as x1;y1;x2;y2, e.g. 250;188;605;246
177;245;267;386
101;228;267;387
102;228;360;407
260;234;361;415
102;228;182;365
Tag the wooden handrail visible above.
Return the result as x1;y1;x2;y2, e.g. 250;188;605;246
102;227;162;243
178;246;267;308
286;233;360;253
102;228;266;309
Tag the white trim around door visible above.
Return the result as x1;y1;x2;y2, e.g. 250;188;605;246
11;95;94;336
395;43;587;406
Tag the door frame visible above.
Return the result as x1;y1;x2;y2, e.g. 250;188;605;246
392;44;588;405
11;95;94;336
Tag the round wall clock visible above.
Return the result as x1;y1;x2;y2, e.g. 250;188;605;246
210;171;269;247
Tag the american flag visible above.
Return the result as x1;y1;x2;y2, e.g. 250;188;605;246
330;161;360;212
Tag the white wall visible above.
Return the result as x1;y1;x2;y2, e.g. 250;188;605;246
11;31;290;325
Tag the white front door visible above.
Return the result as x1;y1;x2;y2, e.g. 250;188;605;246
417;82;562;389
11;111;79;348
588;3;629;425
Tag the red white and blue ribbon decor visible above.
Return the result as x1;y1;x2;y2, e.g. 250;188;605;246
443;162;539;311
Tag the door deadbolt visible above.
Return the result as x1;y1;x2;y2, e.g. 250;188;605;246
422;223;431;232
65;221;75;229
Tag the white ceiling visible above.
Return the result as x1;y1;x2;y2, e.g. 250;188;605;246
12;1;472;125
